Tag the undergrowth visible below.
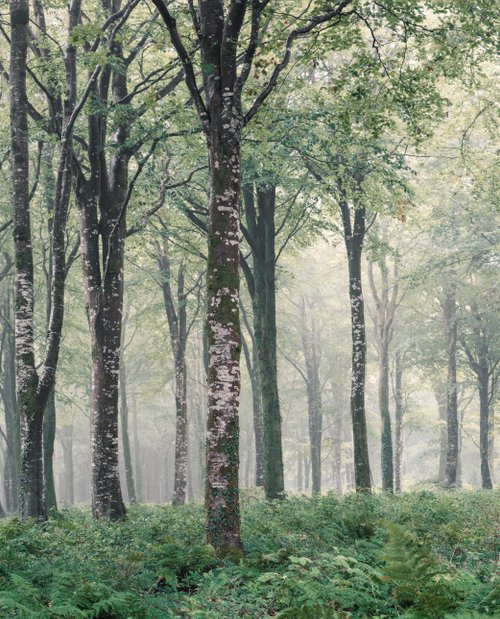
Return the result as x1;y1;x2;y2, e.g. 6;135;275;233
0;490;498;617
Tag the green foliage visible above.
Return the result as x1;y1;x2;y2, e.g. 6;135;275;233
382;521;460;616
0;492;497;617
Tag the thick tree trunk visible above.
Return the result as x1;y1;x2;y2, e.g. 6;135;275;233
77;184;126;520
119;352;137;503
394;353;404;493
242;186;284;498
479;372;493;489
345;231;372;491
43;389;57;511
443;285;458;489
205;132;243;554
10;0;44;519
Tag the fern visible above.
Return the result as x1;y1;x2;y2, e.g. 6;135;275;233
382;521;460;616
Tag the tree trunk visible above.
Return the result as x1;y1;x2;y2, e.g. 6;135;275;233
205;132;243;554
434;385;448;484
394;353;404;493
479;371;493;489
131;391;142;502
443;285;458;489
1;296;21;513
345;226;372;491
77;183;126;520
10;0;44;519
333;415;343;494
299;296;322;495
379;343;393;491
297;449;303;492
60;425;74;505
242;186;284;499
158;248;188;506
119;350;137;503
43;389;57;511
240;303;265;487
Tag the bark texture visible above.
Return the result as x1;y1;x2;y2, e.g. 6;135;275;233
242;185;284;498
342;198;372;491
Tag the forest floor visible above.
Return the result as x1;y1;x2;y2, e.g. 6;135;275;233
0;490;498;618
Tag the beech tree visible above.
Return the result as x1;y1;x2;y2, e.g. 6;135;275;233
151;0;356;553
9;0;81;518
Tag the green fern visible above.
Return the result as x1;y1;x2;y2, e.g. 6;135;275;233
382;521;460;616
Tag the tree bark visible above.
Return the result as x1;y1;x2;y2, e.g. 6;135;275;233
11;0;79;519
1;292;21;513
442;284;458;488
368;256;397;492
479;371;493;489
119;347;137;504
343;203;372;492
10;0;44;518
240;302;265;487
43;389;57;511
242;186;284;499
158;245;188;505
205;131;243;553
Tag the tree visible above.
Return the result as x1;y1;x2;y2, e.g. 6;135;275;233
368;240;402;492
460;295;499;489
151;0;355;553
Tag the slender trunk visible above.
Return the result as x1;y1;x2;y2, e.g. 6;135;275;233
333;414;343;494
158;251;188;505
379;343;393;491
1;299;21;512
345;233;372;491
60;425;74;505
304;455;310;491
131;391;142;502
172;351;188;504
394;353;404;493
248;187;284;499
479;371;493;489
443;285;458;488
297;449;303;492
205;133;243;554
240;304;265;486
435;385;448;483
43;389;57;511
119;352;137;503
300;297;322;495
